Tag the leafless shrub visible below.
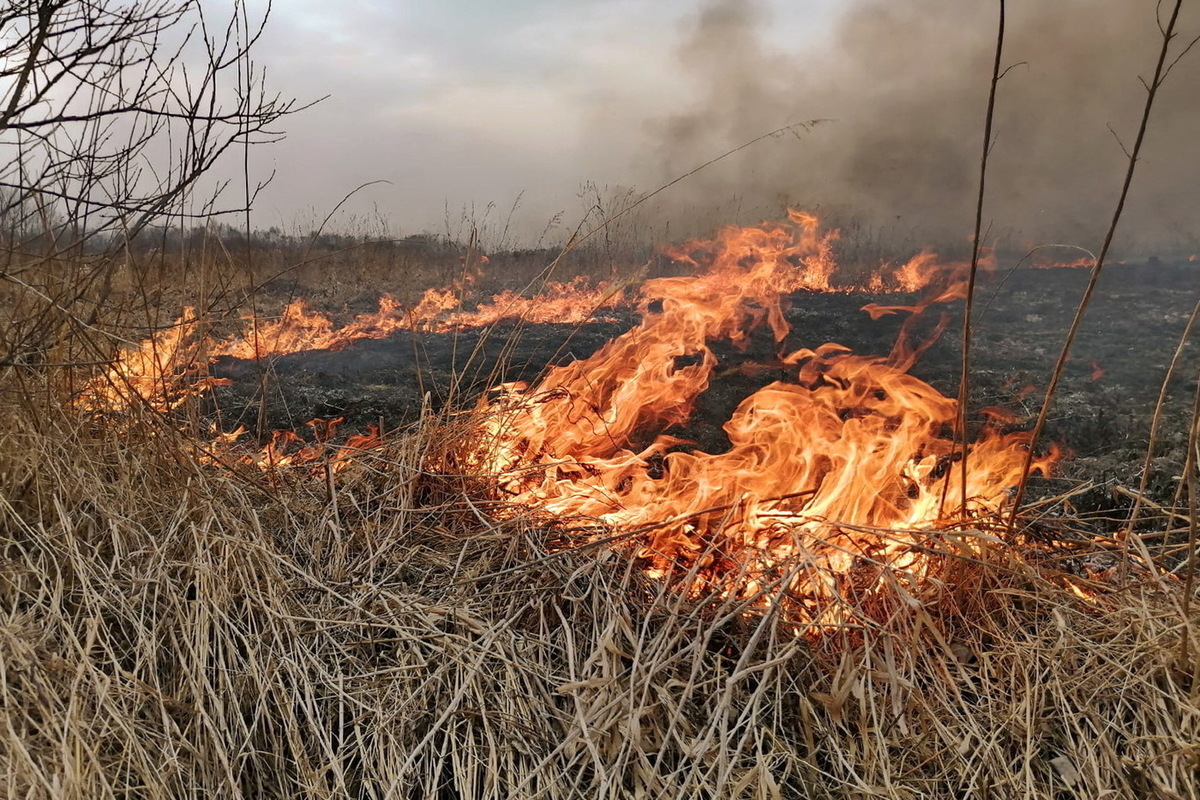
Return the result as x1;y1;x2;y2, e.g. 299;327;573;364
0;0;301;370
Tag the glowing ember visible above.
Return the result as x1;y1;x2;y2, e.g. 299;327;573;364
463;212;1058;624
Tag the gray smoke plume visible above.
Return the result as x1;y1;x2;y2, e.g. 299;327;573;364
645;0;1200;256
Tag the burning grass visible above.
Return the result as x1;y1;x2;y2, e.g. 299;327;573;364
2;214;1199;798
0;399;1197;799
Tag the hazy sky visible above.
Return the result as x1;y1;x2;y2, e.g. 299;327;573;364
233;0;844;240
223;0;1200;252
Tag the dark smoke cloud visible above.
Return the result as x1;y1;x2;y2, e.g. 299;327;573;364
646;0;1200;254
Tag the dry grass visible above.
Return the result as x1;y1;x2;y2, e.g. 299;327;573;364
1;374;1198;798
0;234;1196;799
6;0;1195;792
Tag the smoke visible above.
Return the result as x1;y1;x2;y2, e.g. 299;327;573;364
645;0;1200;254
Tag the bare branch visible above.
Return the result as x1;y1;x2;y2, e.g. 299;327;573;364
1107;123;1131;158
1163;31;1200;80
1009;0;1193;528
0;0;308;248
997;60;1027;81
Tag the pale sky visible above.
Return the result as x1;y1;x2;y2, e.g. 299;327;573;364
202;1;1200;253
232;0;845;241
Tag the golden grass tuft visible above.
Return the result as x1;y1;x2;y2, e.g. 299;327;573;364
1;384;1197;799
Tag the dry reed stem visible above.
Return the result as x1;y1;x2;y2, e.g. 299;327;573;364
1010;0;1192;525
1177;361;1200;666
957;0;1006;518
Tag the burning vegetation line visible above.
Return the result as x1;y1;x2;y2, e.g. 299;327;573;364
458;212;1060;624
79;211;1070;627
80;211;974;422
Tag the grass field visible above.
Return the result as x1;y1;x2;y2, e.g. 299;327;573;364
2;2;1198;794
2;227;1198;799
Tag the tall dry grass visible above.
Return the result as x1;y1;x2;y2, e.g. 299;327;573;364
1;297;1198;799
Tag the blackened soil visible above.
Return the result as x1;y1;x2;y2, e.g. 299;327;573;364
208;262;1198;499
209;317;633;432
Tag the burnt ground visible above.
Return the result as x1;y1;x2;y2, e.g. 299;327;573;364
207;262;1198;510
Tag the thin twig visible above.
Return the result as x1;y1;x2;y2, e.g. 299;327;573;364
957;0;1006;517
1009;0;1192;530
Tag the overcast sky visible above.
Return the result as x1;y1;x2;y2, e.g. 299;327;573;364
232;0;844;241
220;0;1200;252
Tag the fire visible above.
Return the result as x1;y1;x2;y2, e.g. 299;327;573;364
214;276;625;361
865;250;948;294
1030;256;1096;270
206;418;383;472
80;306;232;414
463;212;1058;624
78;211;1062;624
80;277;624;415
79;214;951;418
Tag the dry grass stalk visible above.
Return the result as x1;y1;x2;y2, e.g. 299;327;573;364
1;376;1198;798
1010;0;1198;523
957;0;1006;517
1125;297;1200;535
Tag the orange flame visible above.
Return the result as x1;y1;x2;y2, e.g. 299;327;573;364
79;213;955;418
80;212;1061;624
216;277;624;361
1029;256;1096;270
79;278;624;415
464;213;1058;624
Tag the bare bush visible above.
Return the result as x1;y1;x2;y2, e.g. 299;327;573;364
0;0;299;368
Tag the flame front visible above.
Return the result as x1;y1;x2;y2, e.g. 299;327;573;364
79;277;624;415
79;211;1059;621
80;211;956;417
467;212;1056;622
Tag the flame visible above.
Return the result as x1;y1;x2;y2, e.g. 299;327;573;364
79;211;1062;624
185;418;384;474
78;307;232;414
463;212;1058;625
79;213;958;418
215;277;625;360
1030;256;1096;270
79;278;624;415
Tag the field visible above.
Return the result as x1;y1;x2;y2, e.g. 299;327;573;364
3;2;1200;797
205;258;1198;484
2;225;1198;799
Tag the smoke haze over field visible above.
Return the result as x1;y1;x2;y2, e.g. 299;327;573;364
243;0;1200;253
648;0;1200;252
